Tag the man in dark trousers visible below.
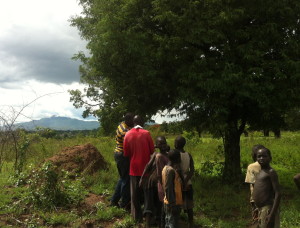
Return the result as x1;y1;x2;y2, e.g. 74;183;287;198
124;115;155;222
110;113;134;209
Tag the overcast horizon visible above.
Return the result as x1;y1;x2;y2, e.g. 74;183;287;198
0;0;92;124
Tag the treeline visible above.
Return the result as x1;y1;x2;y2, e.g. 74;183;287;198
150;109;300;137
23;127;101;139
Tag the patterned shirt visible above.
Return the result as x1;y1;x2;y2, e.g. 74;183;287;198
114;122;130;153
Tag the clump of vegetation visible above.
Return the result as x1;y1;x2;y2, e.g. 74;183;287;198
14;162;87;211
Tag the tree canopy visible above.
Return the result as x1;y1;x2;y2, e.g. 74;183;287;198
70;0;300;181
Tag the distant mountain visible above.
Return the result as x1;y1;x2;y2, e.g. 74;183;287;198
16;116;100;131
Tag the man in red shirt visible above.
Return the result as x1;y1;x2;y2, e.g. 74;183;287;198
123;115;155;222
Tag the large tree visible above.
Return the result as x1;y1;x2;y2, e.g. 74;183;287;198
70;0;300;181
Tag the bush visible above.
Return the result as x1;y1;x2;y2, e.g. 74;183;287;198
26;162;86;210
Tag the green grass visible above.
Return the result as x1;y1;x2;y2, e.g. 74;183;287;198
0;131;300;227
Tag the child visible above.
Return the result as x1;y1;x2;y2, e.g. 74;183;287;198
245;144;265;222
140;136;169;228
175;136;194;228
162;149;183;228
294;173;300;190
253;148;281;228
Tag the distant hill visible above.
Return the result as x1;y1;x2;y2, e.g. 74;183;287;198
16;116;100;131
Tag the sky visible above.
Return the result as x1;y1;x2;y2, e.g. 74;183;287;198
0;0;177;124
0;0;89;124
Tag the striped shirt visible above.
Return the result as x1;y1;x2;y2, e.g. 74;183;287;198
114;122;130;153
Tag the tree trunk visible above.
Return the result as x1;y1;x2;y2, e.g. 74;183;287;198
263;129;269;137
222;121;242;183
273;129;281;138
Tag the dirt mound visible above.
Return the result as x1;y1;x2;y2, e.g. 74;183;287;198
46;143;108;174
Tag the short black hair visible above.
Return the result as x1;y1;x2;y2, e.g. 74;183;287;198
251;144;265;162
168;149;181;164
124;113;134;121
257;147;272;160
175;136;186;148
133;115;143;126
156;136;166;143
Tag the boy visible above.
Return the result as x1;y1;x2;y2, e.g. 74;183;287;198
162;149;183;228
253;148;281;228
110;113;134;209
175;136;194;228
139;136;169;228
245;144;265;222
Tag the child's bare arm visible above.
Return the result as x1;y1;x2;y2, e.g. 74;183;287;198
139;154;155;186
267;169;281;225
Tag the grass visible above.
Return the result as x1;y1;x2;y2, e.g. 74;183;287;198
0;131;299;227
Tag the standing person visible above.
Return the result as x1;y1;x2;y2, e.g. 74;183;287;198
139;136;169;228
162;149;183;228
175;136;195;228
245;144;265;223
253;148;281;228
110;113;134;209
123;115;155;222
293;173;300;190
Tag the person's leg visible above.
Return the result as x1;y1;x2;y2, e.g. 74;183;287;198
120;174;130;208
143;187;153;228
172;206;181;228
164;205;180;228
160;203;165;228
110;179;121;206
257;205;271;228
187;209;194;228
110;153;123;206
186;186;194;228
130;176;143;222
164;205;171;228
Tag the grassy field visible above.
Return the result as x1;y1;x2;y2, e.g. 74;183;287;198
0;131;299;227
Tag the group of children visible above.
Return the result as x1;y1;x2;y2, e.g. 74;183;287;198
112;122;298;228
139;135;194;228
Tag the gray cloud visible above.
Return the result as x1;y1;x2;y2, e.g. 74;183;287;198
0;24;85;84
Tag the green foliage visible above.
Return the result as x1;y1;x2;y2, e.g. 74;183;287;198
25;162;87;210
200;161;224;177
41;211;78;226
95;202;126;221
70;0;300;180
89;169;117;196
113;215;135;228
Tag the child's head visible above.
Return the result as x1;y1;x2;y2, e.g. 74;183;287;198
251;144;265;162
174;136;186;150
124;112;134;128
257;147;272;167
168;149;181;164
155;136;169;153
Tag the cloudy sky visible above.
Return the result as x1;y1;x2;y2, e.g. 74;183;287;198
0;0;94;123
0;0;178;124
